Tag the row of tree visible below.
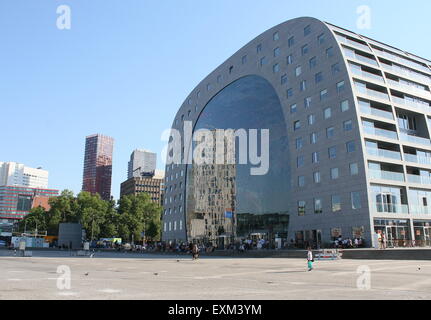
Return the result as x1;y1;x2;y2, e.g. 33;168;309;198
18;190;162;242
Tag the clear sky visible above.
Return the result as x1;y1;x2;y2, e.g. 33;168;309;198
1;0;430;199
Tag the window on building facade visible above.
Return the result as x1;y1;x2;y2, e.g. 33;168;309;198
327;126;335;138
320;89;328;100
350;163;359;176
304;97;312;108
315;72;323;83
298;176;305;187
318;33;326;45
273;32;280;41
344;120;353;131
313;171;321;183
296;137;303;150
300;80;307;91
298;201;306;216
314;198;323;214
288;36;295;47
281;74;288;85
274;47;280;57
346;141;356;153
324;107;332;119
329;146;337;159
310;132;318;144
341;99;350;112
351;192;362;209
302;44;309;55
287;55;294;65
296;66;302;77
290;103;297;113
332;195;342;212
242;55;247;65
304;25;311;36
309;56;317;69
287;88;294;99
331;167;339;180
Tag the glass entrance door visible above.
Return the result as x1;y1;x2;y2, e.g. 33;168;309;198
385;226;395;248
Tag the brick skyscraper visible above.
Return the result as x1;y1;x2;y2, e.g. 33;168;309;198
82;134;114;201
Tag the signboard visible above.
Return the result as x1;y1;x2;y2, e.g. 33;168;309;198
19;241;26;251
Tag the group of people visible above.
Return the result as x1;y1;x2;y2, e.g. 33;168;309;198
334;236;364;249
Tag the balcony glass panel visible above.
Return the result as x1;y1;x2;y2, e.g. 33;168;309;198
360;105;394;120
407;174;431;185
369;170;405;182
366;148;401;160
363;126;398;140
404;154;431;165
372;202;409;214
400;133;431;146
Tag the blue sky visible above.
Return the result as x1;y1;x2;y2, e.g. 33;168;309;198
0;0;430;199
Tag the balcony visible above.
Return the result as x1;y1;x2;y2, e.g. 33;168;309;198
399;133;431;146
375;49;431;74
381;63;431;84
360;105;394;120
356;85;390;101
391;96;431;113
337;35;371;53
351;67;385;83
407;174;431;185
409;205;431;215
386;79;430;97
363;126;398;140
366;148;402;160
369;169;405;182
372;202;409;214
404;154;431;165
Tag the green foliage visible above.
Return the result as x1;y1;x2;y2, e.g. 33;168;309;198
18;190;162;243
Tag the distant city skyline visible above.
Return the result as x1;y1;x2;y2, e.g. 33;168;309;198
1;1;430;199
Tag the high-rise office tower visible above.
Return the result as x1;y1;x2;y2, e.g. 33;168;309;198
82;134;114;201
127;149;157;178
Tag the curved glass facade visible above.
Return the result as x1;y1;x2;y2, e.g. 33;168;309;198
185;75;290;246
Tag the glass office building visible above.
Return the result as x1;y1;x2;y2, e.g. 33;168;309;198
82;134;114;201
162;17;431;248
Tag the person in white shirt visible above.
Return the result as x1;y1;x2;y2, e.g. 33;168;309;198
307;247;314;271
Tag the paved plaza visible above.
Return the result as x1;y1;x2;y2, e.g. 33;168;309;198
1;251;431;300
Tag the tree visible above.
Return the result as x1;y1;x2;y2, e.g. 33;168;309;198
18;206;47;234
117;193;162;242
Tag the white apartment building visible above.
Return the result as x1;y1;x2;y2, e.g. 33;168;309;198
0;162;49;189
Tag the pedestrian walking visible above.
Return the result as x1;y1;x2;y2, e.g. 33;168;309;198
192;243;199;260
307;247;314;271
